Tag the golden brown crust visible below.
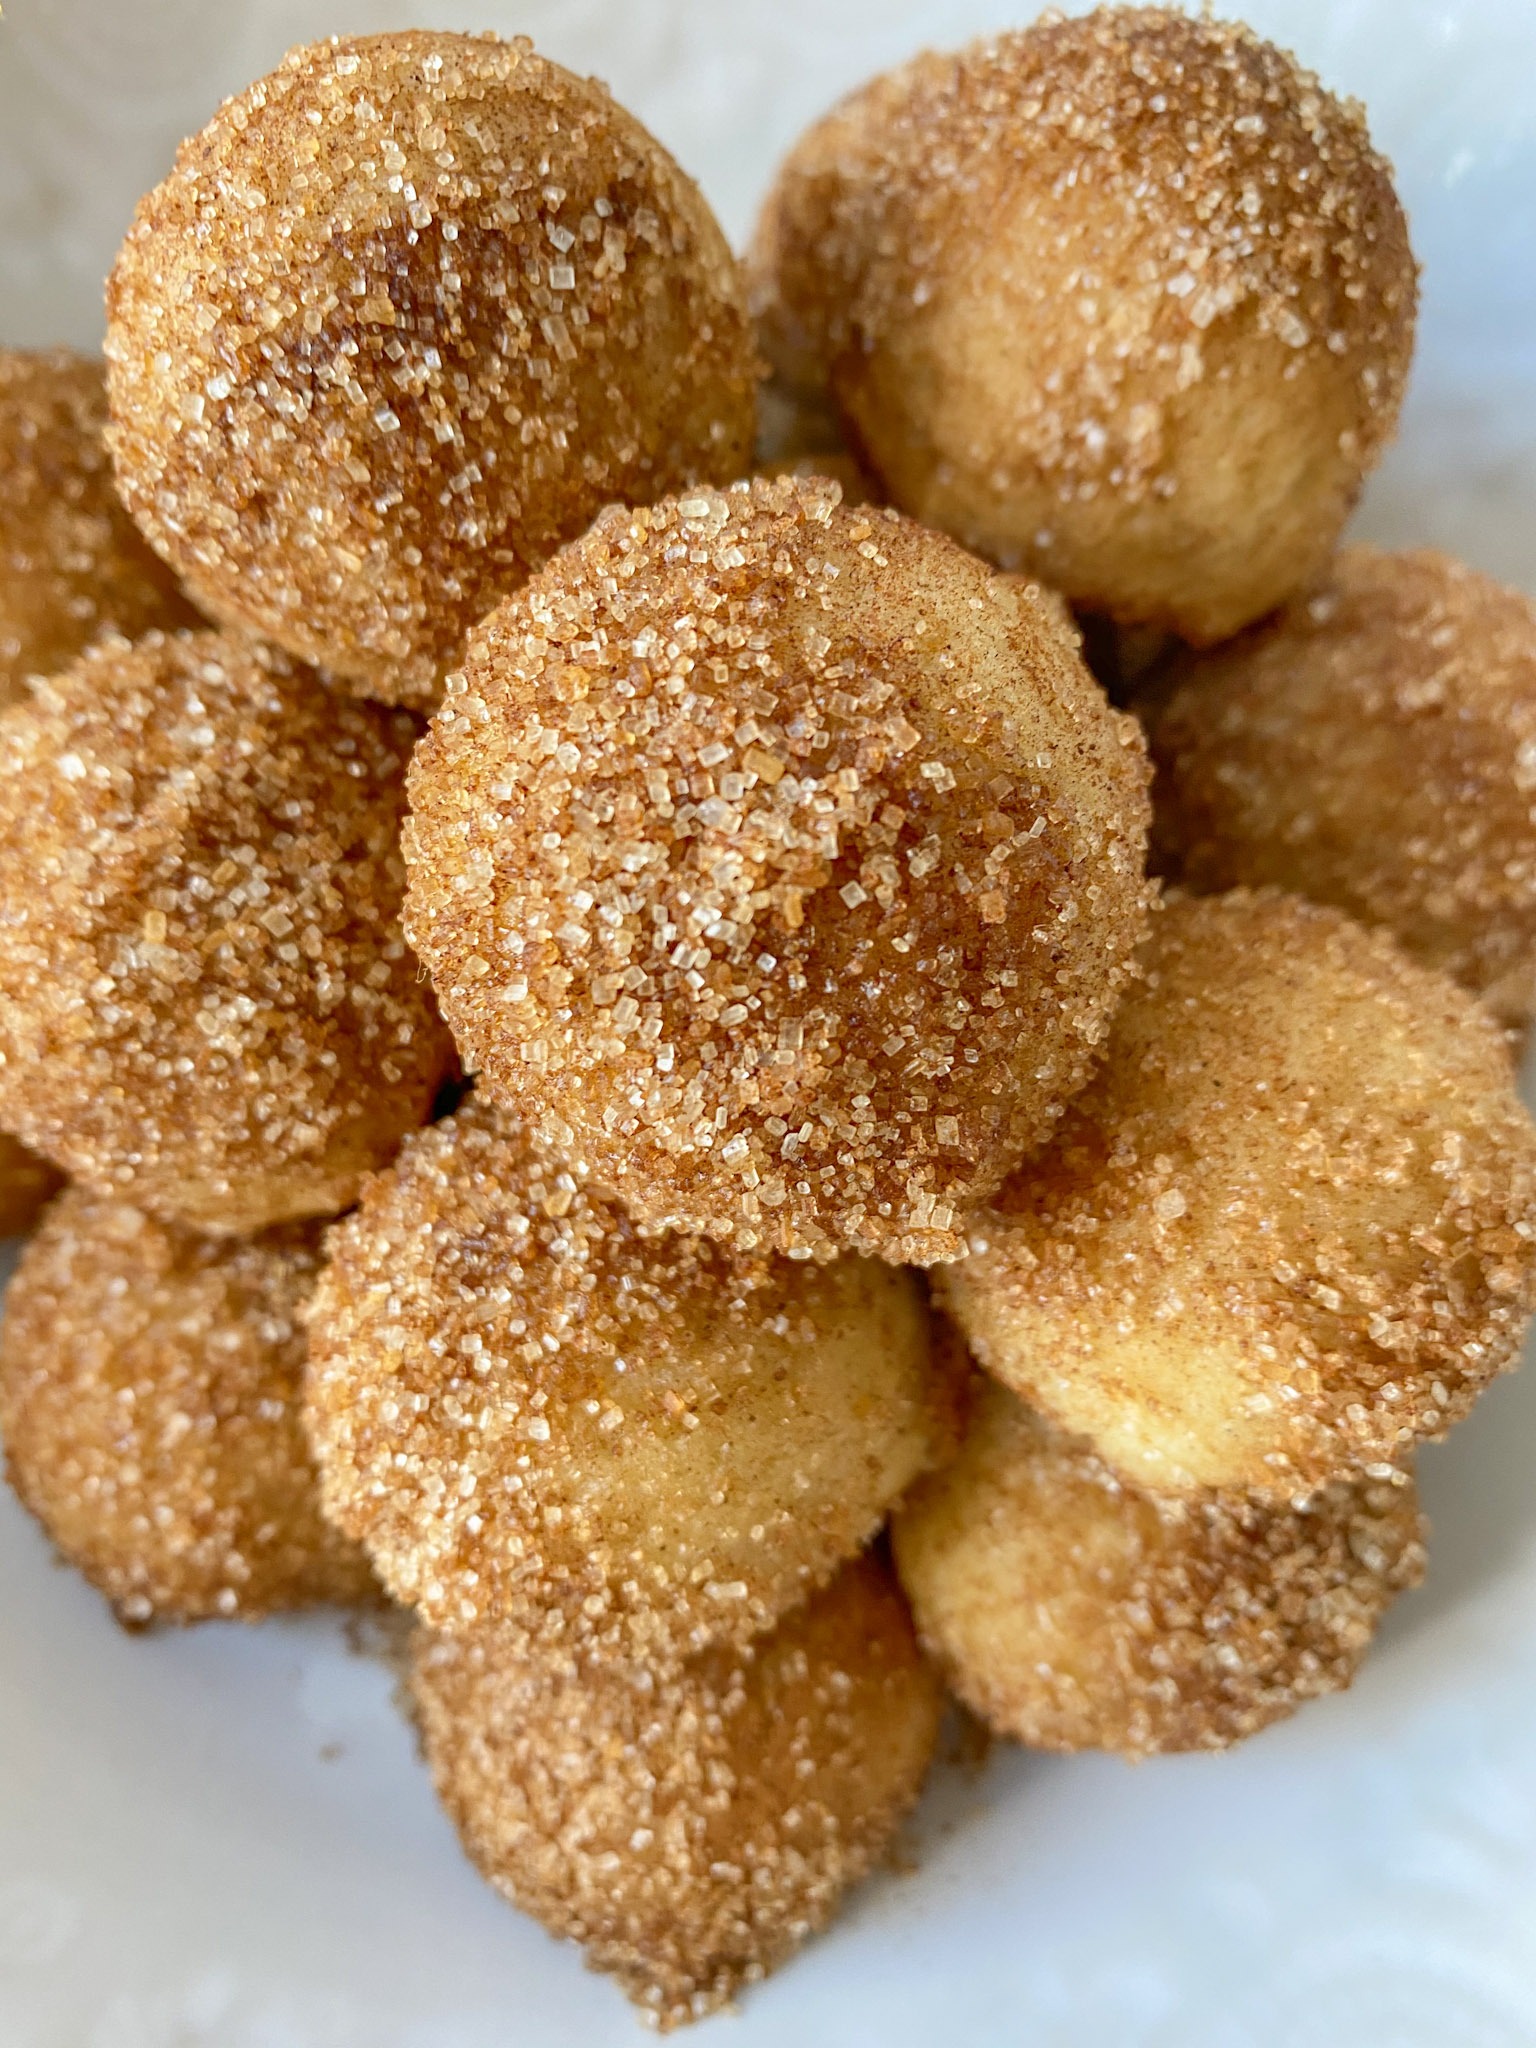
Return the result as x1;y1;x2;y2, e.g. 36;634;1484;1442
750;8;1416;644
105;31;758;708
306;1095;959;1662
403;476;1153;1263
411;1554;942;2028
939;890;1536;1498
0;350;199;710
0;1133;63;1240
1150;547;1536;1022
0;628;453;1232
893;1377;1425;1759
0;1188;375;1624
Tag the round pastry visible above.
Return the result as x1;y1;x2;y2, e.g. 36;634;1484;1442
893;1374;1426;1758
940;890;1536;1498
0;628;454;1232
1150;547;1536;1023
750;8;1416;645
105;30;758;707
306;1095;958;1661
0;348;197;709
404;475;1152;1263
412;1553;942;2027
0;1189;375;1624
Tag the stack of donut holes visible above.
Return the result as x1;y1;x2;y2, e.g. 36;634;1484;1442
0;10;1533;2029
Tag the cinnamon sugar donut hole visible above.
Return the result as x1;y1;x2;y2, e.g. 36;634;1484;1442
0;629;453;1233
893;1376;1425;1759
306;1096;958;1665
0;350;198;710
0;1189;375;1625
940;891;1536;1500
106;31;758;708
1150;548;1536;1025
404;476;1152;1265
750;8;1416;645
412;1554;942;2028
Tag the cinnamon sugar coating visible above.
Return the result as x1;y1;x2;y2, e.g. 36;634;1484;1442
0;629;453;1232
756;449;880;507
750;7;1416;645
894;1376;1425;1759
0;349;198;708
1150;547;1536;1024
306;1095;959;1662
940;891;1536;1499
0;1189;375;1625
105;31;758;708
412;1554;942;2028
404;476;1152;1263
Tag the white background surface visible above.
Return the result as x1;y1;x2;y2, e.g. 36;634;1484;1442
1;2;1535;2042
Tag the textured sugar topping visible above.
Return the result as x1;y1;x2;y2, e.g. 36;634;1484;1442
0;349;197;704
104;30;757;704
412;1555;941;2027
1151;546;1536;1017
0;628;452;1230
305;1094;950;1660
0;1189;374;1623
405;472;1152;1263
757;6;1415;505
949;889;1536;1494
895;1379;1426;1759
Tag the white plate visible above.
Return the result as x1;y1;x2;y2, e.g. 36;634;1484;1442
2;3;1535;2042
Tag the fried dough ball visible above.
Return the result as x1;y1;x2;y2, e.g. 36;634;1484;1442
404;477;1152;1264
940;891;1536;1499
306;1096;957;1663
0;1135;63;1240
893;1376;1425;1759
0;1189;375;1624
1150;548;1536;1025
0;350;198;709
105;31;758;708
0;629;454;1233
750;9;1416;645
412;1553;942;2028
